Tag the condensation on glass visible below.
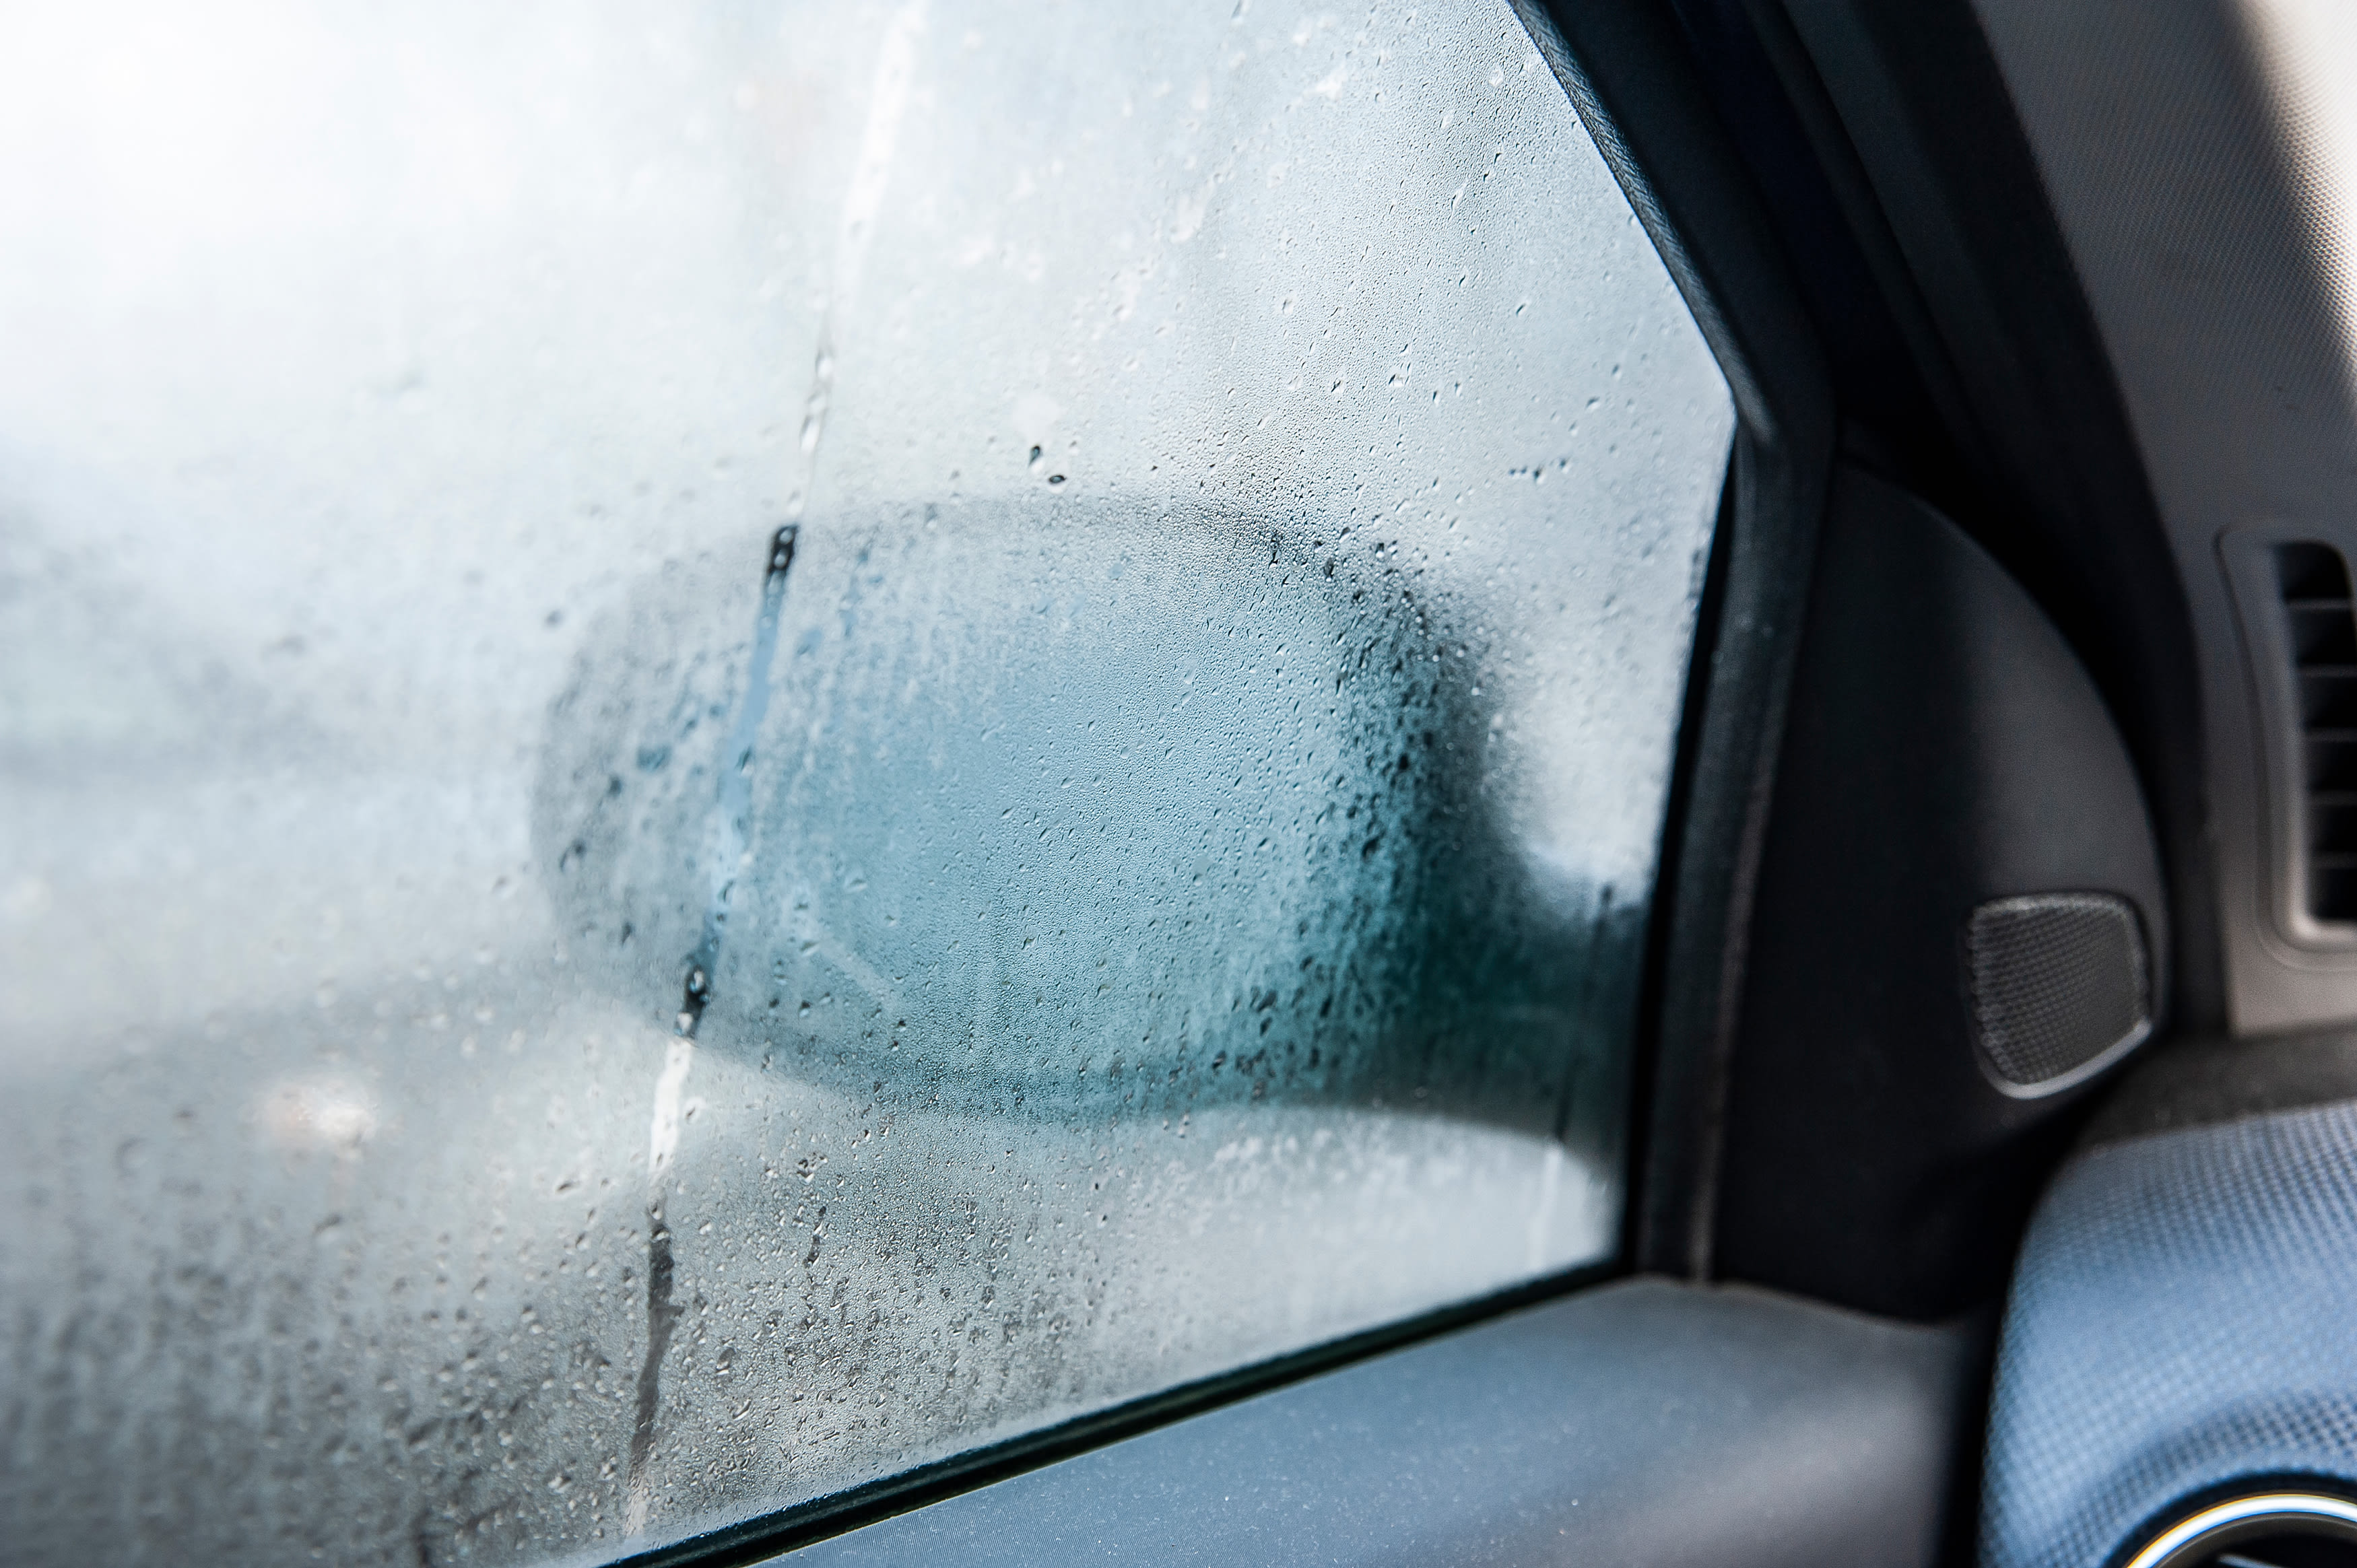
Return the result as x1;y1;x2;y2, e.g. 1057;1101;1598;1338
0;1;1733;1563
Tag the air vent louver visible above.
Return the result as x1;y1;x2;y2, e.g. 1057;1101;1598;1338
2273;543;2357;922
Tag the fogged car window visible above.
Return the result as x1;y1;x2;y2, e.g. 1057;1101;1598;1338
0;1;1733;1563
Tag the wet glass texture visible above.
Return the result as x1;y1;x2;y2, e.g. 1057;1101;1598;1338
0;1;1733;1563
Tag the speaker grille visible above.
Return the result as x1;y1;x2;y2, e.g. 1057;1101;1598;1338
1966;893;2152;1093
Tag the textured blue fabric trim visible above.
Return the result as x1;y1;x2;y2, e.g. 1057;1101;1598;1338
1982;1099;2357;1567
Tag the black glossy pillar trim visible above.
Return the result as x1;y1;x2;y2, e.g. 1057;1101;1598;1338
1764;0;2222;1038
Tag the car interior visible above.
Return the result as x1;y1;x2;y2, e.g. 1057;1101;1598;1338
7;1;2357;1565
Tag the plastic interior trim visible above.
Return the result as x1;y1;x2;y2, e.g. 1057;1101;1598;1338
770;1279;1972;1567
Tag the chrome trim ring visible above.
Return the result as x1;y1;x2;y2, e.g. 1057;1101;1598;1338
2123;1491;2357;1568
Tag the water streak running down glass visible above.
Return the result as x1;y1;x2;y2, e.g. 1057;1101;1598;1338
0;1;1734;1562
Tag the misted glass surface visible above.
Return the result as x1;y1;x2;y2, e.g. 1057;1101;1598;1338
0;1;1732;1563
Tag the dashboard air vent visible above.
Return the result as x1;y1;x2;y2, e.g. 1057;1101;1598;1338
2275;542;2357;922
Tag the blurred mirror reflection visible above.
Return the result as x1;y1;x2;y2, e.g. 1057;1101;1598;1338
0;1;1732;1561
